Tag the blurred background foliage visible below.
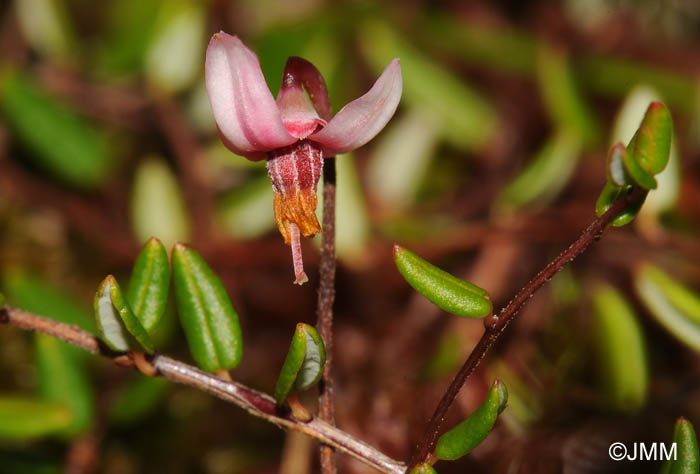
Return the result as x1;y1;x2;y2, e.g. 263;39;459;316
0;0;700;473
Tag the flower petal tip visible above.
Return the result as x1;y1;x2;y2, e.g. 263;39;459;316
205;33;295;157
310;58;402;154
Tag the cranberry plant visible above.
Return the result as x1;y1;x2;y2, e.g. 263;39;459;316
1;3;700;474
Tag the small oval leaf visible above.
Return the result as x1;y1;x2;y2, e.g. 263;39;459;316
393;245;491;318
94;276;154;353
592;284;649;413
172;243;243;372
435;379;508;461
274;323;326;404
0;397;72;441
410;464;438;474
631;101;672;176
636;264;700;352
595;182;646;227
126;237;170;333
661;418;699;474
621;143;657;189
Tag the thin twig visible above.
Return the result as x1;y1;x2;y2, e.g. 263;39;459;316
317;156;338;474
408;187;648;468
0;306;406;474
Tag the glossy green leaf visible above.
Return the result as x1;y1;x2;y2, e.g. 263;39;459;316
536;44;600;146
494;129;582;214
595;182;645;227
131;158;191;252
360;20;497;151
94;276;154;353
410;464;438;474
35;334;95;438
630;102;673;176
172;243;242;372
435;380;508;460
108;374;169;426
394;245;491;318
592;285;648;413
612;86;681;222
144;0;205;93
274;323;326;404
636;264;700;352
0;71;113;188
621;142;658;189
126;237;170;333
661;418;699;474
0;397;72;441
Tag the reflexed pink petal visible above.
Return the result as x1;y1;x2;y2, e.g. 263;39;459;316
310;59;402;155
205;32;295;157
277;72;326;140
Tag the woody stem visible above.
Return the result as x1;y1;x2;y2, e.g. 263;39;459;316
317;156;337;474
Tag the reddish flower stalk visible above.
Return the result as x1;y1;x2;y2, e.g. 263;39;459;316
205;32;402;284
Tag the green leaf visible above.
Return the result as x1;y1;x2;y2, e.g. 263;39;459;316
0;397;72;441
126;237;170;333
636;264;700;352
621;141;658;189
592;285;649;413
410;464;438;474
595;182;645;227
172;243;243;372
0;71;114;188
630;102;673;176
536;43;600;147
94;276;154;353
435;380;508;460
494;129;582;214
130;157;191;252
108;374;169;427
661;418;699;474
35;334;95;438
612;86;681;222
393;245;491;318
274;323;326;404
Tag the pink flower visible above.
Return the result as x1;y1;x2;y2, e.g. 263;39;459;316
205;32;402;285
